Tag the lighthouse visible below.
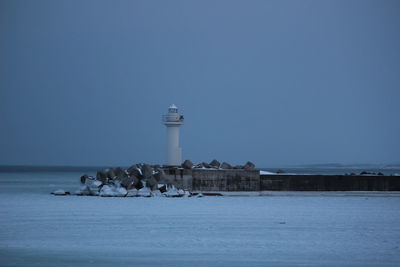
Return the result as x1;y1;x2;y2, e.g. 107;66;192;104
162;104;184;166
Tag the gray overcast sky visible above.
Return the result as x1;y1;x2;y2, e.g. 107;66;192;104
0;0;399;167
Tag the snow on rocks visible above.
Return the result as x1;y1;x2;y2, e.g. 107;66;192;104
260;170;275;175
137;186;152;197
51;189;70;196
75;185;90;196
126;189;138;197
55;163;193;198
99;184;127;197
162;185;185;197
220;162;232;169
209;159;221;168
85;178;102;196
182;160;193;169
188;159;256;170
99;185;115;197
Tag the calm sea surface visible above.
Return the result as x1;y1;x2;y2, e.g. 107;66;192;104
0;167;400;266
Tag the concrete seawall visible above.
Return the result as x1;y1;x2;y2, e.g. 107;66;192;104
260;174;400;191
192;169;260;191
160;169;259;191
161;168;400;191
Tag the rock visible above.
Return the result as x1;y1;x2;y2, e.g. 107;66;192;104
115;187;127;197
91;180;102;188
202;162;211;168
220;162;232;169
163;185;184;197
85;179;103;196
99;185;114;197
96;170;108;184
99;184;127;197
141;164;153;179
86;179;102;195
121;175;138;190
209;159;221;168
182;160;193;169
127;164;141;176
137;185;152;197
106;168;116;179
243;161;255;169
126;189;138;197
151;190;163;197
80;174;89;184
75;185;90;196
233;165;243;169
110;179;122;188
52;189;68;196
135;180;144;190
114;167;128;180
276;169;285;174
128;167;142;178
146;176;158;191
158;184;167;193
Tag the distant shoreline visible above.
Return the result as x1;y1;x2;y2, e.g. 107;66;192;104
0;165;110;172
0;164;399;176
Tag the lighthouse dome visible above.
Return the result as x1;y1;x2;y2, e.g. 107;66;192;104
168;104;178;113
163;104;184;124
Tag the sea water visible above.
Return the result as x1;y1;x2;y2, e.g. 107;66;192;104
0;169;400;266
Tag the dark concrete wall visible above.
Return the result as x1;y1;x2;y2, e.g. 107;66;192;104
260;174;400;191
192;169;260;191
160;168;193;190
160;169;400;191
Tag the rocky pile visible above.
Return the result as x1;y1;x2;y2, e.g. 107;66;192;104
73;164;188;197
181;159;256;170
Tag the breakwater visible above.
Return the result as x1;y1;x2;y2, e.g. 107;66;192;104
162;169;400;191
260;174;400;191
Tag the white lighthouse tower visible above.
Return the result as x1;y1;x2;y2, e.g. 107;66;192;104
162;104;184;166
